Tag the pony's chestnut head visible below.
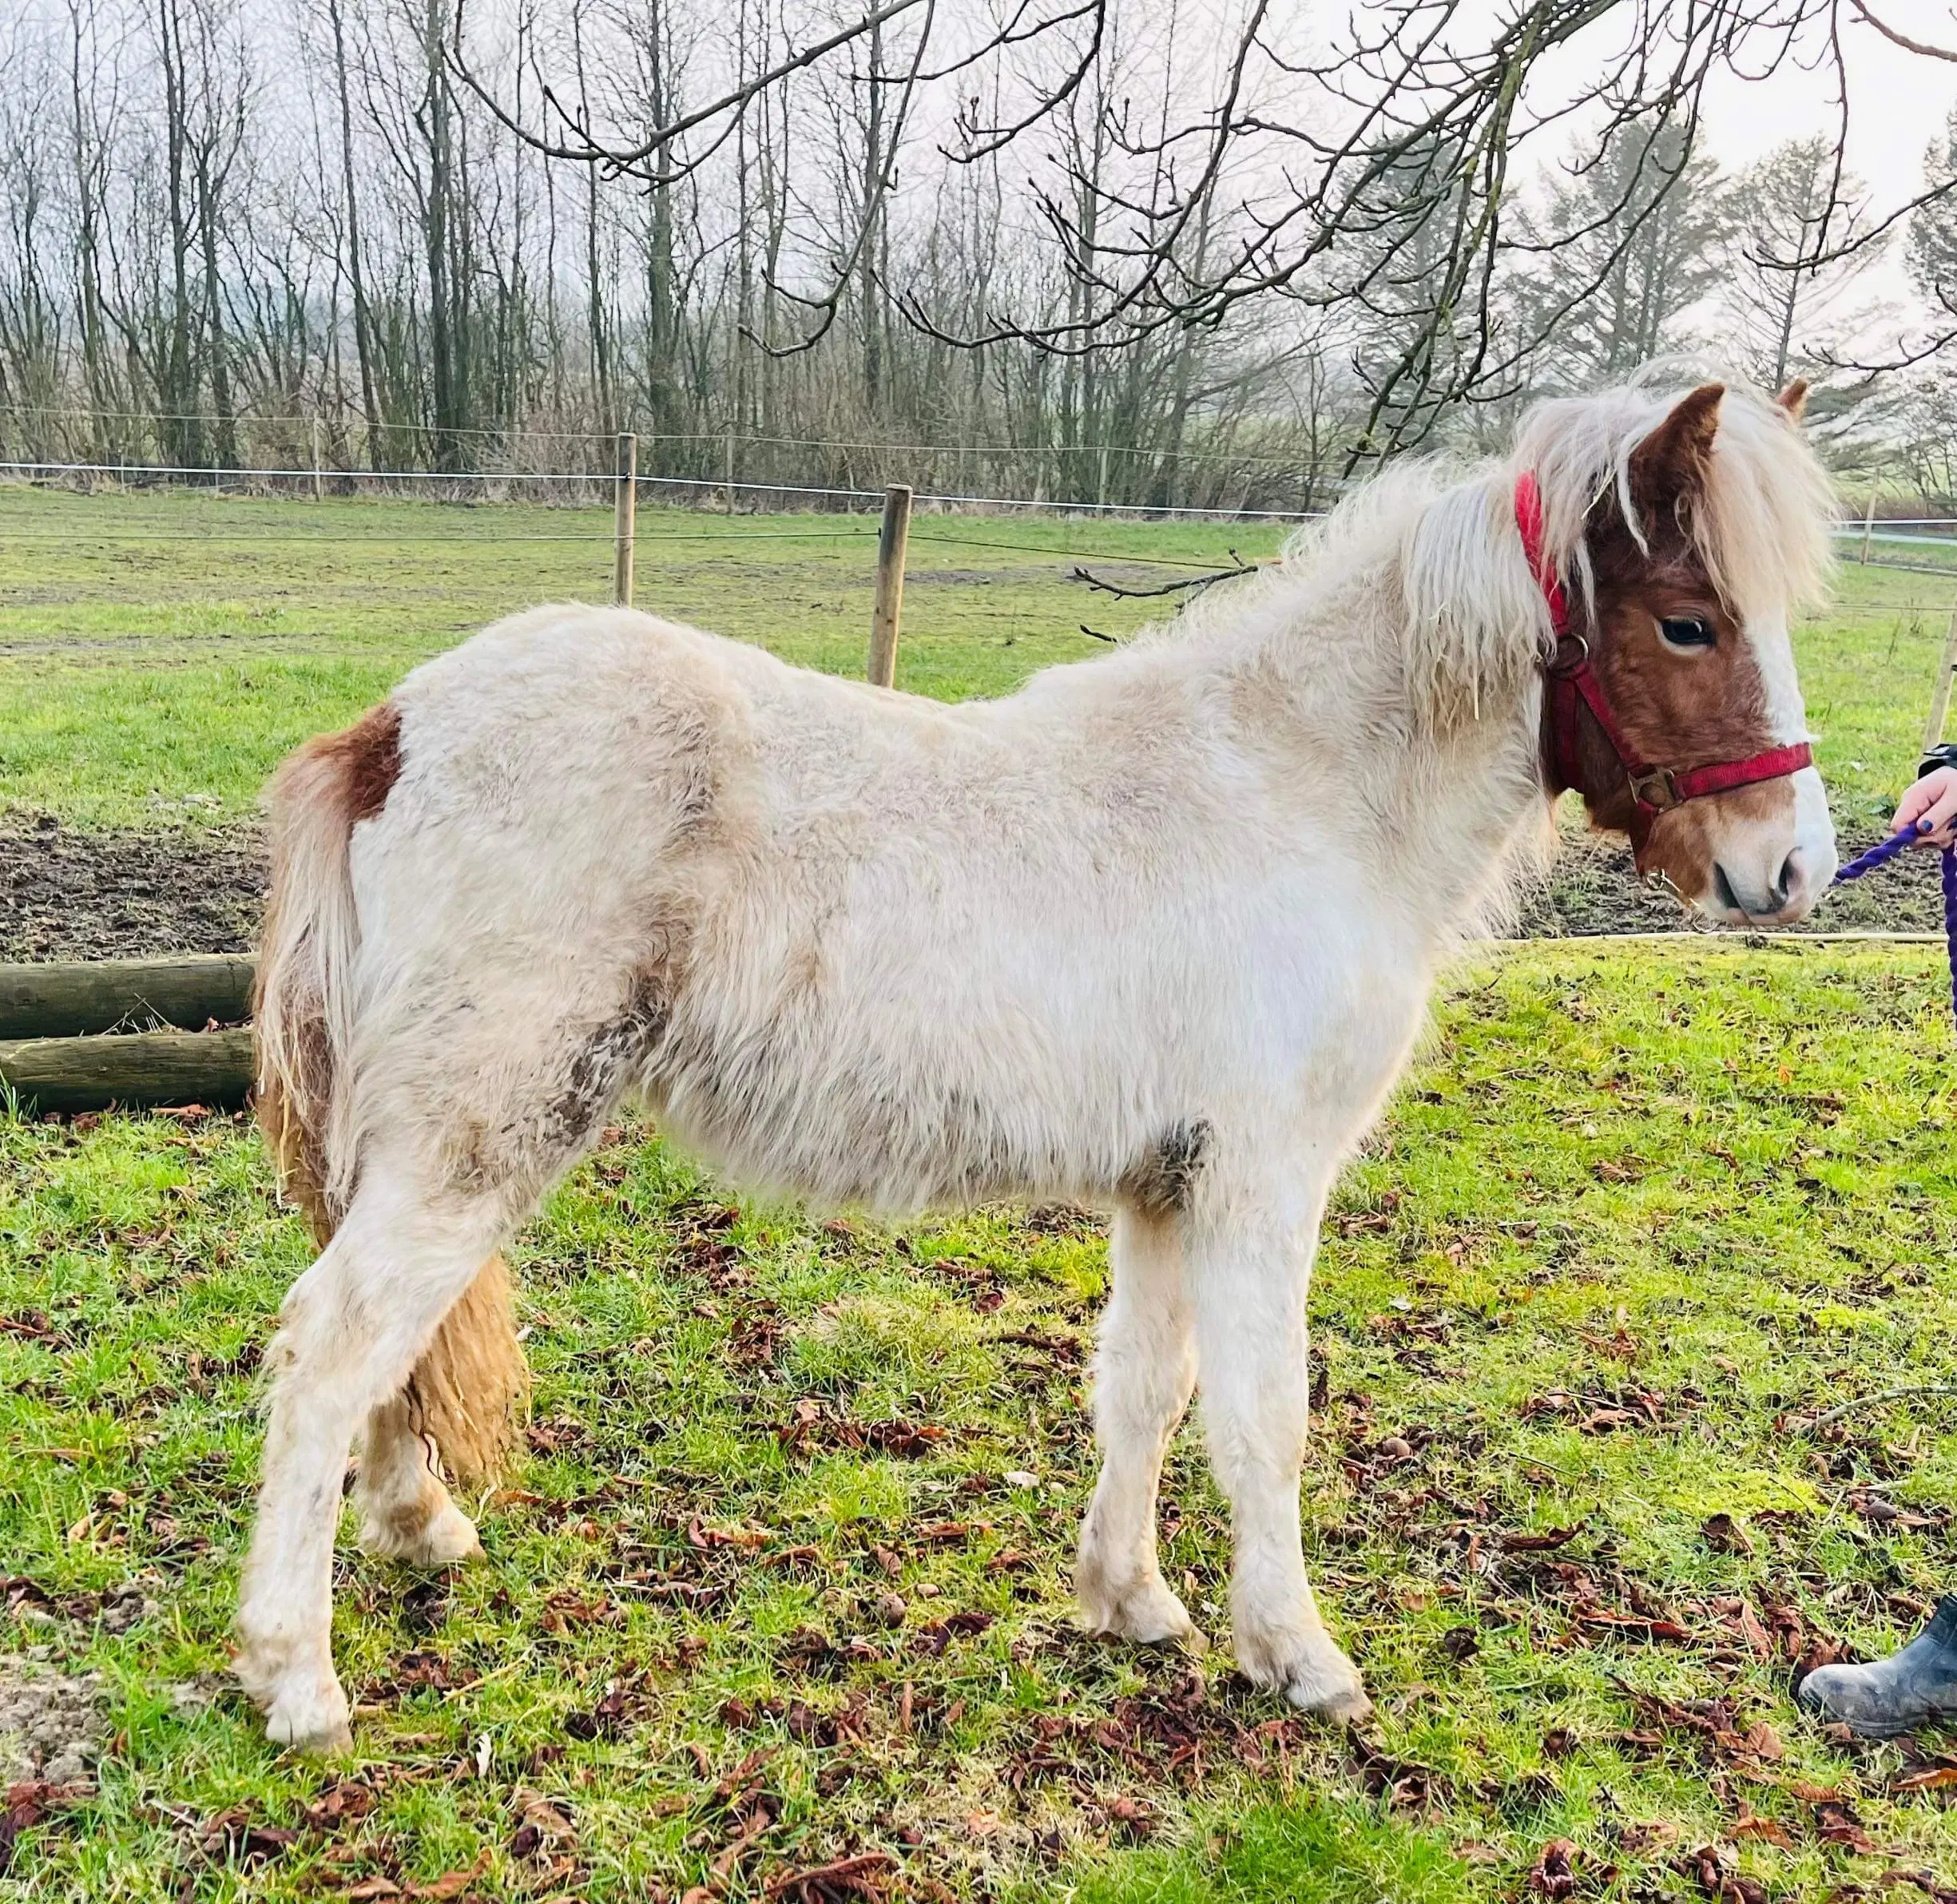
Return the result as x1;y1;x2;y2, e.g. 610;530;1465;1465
1550;380;1837;926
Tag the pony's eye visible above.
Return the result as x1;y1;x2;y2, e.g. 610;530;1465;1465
1658;616;1716;650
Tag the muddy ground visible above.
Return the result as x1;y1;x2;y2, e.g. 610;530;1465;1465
2;815;266;963
0;811;1946;966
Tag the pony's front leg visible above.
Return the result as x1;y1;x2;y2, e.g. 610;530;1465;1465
1189;1174;1370;1721
1076;1204;1200;1647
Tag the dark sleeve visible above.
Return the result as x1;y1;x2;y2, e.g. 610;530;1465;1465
1919;742;1957;779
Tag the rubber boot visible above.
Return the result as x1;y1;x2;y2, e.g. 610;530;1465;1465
1796;1596;1957;1738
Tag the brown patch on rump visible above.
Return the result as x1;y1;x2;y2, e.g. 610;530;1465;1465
254;699;403;1245
310;700;403;825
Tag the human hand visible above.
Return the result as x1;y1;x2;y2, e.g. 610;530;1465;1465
1894;764;1957;849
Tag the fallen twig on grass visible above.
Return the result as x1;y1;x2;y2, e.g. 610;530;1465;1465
764;1850;896;1900
1800;1384;1957;1432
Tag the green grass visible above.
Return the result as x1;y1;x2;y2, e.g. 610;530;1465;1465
6;940;1957;1899
2;482;1952;829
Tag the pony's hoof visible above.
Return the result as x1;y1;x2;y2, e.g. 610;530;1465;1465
360;1497;482;1567
1078;1569;1204;1649
259;1674;353;1757
1235;1624;1370;1721
1285;1670;1373;1724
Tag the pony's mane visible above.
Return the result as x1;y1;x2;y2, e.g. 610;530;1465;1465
1217;367;1839;723
1512;365;1837;627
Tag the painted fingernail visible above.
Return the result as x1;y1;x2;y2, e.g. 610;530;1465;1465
1922;818;1935;832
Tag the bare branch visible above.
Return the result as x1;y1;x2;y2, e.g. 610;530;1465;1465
1849;1;1957;63
447;0;931;172
1070;554;1259;598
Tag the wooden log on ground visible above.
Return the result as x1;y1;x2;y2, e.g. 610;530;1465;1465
0;954;256;1041
0;1028;255;1113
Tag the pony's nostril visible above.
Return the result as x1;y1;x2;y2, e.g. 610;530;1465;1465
1771;851;1801;910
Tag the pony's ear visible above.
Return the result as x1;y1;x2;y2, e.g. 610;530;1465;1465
1629;383;1724;531
1776;378;1810;422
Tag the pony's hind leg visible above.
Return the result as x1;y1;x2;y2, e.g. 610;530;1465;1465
1076;1204;1201;1647
355;1395;481;1565
235;1168;506;1752
1189;1176;1371;1722
355;1255;527;1565
240;980;651;1751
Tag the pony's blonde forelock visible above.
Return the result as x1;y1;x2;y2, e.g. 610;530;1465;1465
1512;367;1838;625
1686;383;1838;617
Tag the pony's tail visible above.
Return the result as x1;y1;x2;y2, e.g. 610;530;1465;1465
254;703;526;1486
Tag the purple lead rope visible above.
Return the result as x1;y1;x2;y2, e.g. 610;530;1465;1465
1832;829;1957;1027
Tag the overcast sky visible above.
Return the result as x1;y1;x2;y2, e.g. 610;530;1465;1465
1697;7;1957;199
1691;8;1957;343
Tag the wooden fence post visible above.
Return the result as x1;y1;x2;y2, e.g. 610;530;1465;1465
1924;598;1957;753
311;416;324;502
867;484;912;688
613;431;637;607
1860;475;1880;565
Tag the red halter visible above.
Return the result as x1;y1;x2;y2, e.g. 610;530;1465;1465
1514;470;1812;817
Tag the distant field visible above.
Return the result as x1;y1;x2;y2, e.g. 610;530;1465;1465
0;482;1951;837
0;485;1280;828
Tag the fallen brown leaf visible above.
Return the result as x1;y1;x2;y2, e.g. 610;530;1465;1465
1894;1765;1957;1794
197;1806;300;1866
1742;1721;1784;1763
763;1850;896;1901
1581;1608;1693;1643
510;1789;576;1862
1701;1513;1755;1557
1678;1842;1766;1904
1501;1521;1586;1553
1530;1837;1578;1899
1;1785;71;1876
408;1856;489;1901
1732;1806;1794;1848
1815;1800;1879;1856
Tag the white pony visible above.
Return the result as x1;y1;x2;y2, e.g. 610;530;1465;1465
239;374;1836;1751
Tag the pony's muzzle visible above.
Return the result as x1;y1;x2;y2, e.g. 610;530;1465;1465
1712;843;1831;924
1697;768;1836;926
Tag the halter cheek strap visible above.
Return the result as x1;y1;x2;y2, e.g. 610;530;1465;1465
1514;471;1812;818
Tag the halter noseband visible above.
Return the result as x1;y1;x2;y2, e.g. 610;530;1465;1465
1514;470;1812;818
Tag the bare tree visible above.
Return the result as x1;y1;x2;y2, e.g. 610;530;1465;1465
1724;136;1873;389
17;0;1957;496
320;0;387;462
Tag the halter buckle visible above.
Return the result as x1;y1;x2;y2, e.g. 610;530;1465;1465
1547;633;1590;675
1629;766;1680;811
